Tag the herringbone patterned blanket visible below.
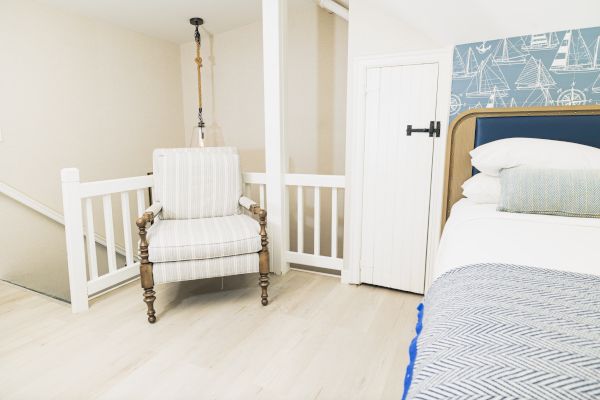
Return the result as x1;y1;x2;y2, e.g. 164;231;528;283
404;264;600;400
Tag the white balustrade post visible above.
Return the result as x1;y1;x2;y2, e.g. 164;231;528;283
263;0;289;274
61;168;89;312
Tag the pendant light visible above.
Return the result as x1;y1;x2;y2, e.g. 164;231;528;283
189;17;205;147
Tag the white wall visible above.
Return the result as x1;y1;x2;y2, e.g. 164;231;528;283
0;0;184;300
346;0;438;60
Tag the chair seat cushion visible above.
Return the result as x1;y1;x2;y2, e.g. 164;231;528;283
147;214;261;263
152;253;259;284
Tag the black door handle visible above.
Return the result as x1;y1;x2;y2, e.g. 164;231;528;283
406;121;441;137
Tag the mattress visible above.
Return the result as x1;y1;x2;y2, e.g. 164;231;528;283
435;198;600;279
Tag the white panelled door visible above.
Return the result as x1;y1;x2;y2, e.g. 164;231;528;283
360;62;440;294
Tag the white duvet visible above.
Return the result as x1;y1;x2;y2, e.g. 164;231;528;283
434;198;600;279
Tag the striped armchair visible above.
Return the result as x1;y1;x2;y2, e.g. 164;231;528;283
136;147;269;323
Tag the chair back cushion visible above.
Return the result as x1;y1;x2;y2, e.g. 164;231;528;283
153;147;242;219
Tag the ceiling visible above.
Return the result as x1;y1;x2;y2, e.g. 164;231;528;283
36;0;598;47
372;0;600;46
36;0;351;44
36;0;263;43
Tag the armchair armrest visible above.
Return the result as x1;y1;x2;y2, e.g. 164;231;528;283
239;196;258;212
136;202;162;227
239;196;266;219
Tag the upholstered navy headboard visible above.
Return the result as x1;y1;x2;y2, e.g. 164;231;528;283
472;115;600;174
474;115;600;148
444;107;600;225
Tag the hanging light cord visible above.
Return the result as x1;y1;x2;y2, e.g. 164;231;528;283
194;24;205;139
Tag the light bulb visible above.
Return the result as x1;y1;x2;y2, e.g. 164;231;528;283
189;125;205;148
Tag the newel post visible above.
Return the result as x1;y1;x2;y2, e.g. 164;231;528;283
61;168;89;312
262;0;290;275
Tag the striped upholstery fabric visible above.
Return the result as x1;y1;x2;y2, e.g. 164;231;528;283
498;167;600;218
153;253;259;284
146;214;261;263
153;148;242;220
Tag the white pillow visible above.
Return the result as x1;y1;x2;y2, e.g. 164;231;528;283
470;138;600;176
462;173;501;204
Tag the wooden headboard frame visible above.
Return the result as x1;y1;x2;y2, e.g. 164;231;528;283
441;105;600;228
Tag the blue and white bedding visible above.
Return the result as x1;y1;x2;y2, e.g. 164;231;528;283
403;263;600;400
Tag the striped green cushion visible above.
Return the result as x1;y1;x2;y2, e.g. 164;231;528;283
498;167;600;218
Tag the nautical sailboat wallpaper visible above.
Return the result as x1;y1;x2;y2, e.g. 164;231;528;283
449;25;600;122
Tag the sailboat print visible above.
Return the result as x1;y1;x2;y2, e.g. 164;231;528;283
465;48;479;76
492;39;528;65
523;88;554;106
592;73;600;93
450;27;600;123
593;36;600;69
550;30;598;73
486;87;508;108
453;48;479;79
476;41;491;54
452;48;466;78
466;55;510;98
515;57;556;89
522;32;559;51
515;57;556;106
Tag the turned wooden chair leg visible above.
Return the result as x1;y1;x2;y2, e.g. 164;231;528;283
141;265;156;323
137;215;157;323
258;209;269;306
260;271;269;306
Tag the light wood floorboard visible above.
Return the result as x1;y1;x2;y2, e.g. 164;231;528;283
0;270;422;400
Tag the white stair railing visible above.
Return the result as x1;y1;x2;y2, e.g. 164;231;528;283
61;168;153;312
286;174;344;270
243;172;345;271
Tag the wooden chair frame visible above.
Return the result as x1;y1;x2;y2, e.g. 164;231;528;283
136;201;270;324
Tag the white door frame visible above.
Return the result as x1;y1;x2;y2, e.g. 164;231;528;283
342;48;453;291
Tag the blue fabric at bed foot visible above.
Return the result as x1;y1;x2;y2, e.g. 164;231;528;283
402;302;424;400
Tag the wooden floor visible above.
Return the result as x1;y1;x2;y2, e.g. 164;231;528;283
0;270;422;400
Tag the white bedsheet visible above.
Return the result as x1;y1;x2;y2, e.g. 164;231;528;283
434;198;600;279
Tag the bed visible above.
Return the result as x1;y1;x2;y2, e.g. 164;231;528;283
403;106;600;400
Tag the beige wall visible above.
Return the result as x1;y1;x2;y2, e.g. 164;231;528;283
180;0;347;175
181;21;266;171
285;0;348;175
0;0;184;300
179;0;348;258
